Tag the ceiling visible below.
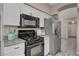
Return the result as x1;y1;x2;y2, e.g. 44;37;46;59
59;7;77;19
48;3;57;6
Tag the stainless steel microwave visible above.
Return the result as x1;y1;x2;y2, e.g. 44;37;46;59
19;14;39;28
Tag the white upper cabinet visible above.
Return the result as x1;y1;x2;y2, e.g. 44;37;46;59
31;8;45;27
20;4;30;15
3;3;20;26
39;17;44;27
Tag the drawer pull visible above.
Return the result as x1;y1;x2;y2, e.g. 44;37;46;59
14;47;20;49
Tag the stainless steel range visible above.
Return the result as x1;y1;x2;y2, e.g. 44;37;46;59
18;30;44;56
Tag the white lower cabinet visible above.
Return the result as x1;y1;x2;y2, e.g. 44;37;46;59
42;35;49;56
4;43;25;56
44;36;49;56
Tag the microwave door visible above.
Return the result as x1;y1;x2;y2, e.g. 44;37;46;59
20;14;39;28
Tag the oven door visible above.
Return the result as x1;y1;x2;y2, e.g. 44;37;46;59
25;42;44;56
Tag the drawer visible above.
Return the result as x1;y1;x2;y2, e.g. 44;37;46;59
4;43;25;56
4;52;25;56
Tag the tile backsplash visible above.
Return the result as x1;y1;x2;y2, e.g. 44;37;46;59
3;26;46;37
3;26;18;36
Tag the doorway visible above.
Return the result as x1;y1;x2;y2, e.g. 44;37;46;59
58;7;78;56
68;20;77;38
66;19;77;55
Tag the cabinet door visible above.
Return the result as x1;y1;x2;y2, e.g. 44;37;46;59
20;4;30;15
44;36;49;56
39;18;44;27
32;10;45;27
34;12;44;27
4;3;20;26
4;43;25;56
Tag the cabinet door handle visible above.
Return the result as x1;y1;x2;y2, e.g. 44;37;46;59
14;46;20;49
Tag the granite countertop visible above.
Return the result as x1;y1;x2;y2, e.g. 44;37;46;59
3;37;25;47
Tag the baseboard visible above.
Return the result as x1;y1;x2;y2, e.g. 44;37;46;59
68;36;77;38
48;50;61;56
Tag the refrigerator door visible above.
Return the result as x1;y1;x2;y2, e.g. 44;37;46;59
53;22;61;55
45;18;54;54
44;18;61;55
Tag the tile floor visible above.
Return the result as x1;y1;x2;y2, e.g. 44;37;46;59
61;38;76;56
48;38;77;56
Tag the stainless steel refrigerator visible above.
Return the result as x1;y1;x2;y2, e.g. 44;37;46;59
44;17;61;55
